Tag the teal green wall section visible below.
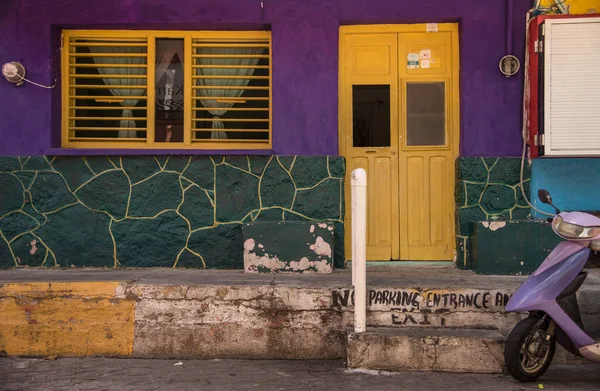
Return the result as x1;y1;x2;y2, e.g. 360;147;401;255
531;158;600;218
455;157;531;269
243;221;335;273
470;220;561;275
0;156;345;269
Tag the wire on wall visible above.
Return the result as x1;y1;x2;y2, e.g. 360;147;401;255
519;4;555;217
2;46;61;89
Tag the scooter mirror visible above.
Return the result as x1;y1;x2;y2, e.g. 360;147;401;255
538;189;552;204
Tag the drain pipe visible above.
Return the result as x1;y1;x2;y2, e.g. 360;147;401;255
507;0;514;55
351;168;367;333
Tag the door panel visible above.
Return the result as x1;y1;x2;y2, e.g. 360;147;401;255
402;152;452;259
399;79;454;260
402;32;452;76
342;33;399;261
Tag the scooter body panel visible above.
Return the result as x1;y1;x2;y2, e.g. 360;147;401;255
506;245;595;348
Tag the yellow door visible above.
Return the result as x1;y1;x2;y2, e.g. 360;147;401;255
340;25;459;261
340;33;400;261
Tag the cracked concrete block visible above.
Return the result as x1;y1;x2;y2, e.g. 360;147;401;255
130;284;346;359
243;221;334;273
347;327;505;374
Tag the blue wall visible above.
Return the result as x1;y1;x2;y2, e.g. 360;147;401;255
531;158;600;216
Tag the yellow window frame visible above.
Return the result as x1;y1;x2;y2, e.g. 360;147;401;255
61;30;272;150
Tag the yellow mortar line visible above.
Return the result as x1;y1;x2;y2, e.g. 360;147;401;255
109;219;119;268
73;169;121;193
210;156;217;225
107;157;118;169
42;201;80;216
120;156;133;218
82;157;97;176
0;229;18;266
297;176;333;191
20;208;43;226
153;156;165;170
220;162;261;179
204;189;215;208
257;156;273;210
132;169;181;187
6;172;28;194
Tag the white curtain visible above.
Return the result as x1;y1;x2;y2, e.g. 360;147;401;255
195;47;263;139
90;46;147;138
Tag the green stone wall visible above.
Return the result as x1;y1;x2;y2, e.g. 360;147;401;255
455;157;531;269
0;156;345;269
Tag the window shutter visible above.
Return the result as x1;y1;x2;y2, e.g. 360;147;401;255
544;18;600;156
64;34;149;147
191;35;271;148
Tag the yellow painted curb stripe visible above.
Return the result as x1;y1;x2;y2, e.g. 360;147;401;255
0;282;134;357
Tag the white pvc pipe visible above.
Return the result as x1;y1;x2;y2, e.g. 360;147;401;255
351;168;367;333
351;176;357;286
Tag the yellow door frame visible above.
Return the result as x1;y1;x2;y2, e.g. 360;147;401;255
339;23;460;261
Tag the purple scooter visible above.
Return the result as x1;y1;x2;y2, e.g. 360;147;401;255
504;189;600;382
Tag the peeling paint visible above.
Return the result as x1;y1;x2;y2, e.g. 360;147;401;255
310;236;332;258
482;221;506;231
310;225;315;233
318;223;328;229
244;238;255;252
29;239;38;255
244;251;332;274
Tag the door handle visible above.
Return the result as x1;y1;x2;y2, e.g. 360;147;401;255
365;149;377;153
391;149;397;155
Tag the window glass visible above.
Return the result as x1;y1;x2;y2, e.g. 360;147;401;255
155;38;184;143
406;82;445;146
352;85;391;147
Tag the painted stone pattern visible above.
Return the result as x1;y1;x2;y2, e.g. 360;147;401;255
243;221;334;274
455;157;531;269
0;156;345;269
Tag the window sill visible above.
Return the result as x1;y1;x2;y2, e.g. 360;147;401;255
45;148;273;156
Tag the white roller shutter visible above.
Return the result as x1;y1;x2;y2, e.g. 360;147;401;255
544;17;600;156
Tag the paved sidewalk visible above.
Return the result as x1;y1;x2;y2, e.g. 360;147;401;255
1;358;599;391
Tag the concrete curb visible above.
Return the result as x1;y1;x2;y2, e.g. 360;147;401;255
1;272;598;362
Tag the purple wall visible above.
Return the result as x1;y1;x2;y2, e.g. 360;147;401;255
0;0;530;156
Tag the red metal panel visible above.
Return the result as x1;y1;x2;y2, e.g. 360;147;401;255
526;16;544;158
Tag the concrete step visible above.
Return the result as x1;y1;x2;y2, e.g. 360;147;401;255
347;327;505;374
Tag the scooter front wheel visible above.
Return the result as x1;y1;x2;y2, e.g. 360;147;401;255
505;316;556;382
